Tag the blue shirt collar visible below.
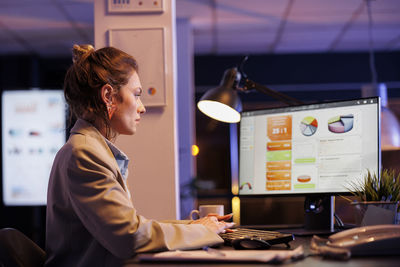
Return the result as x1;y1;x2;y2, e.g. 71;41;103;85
104;138;130;181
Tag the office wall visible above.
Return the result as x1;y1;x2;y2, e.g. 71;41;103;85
176;18;196;219
94;0;180;220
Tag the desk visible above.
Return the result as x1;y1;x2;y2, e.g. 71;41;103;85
123;236;400;266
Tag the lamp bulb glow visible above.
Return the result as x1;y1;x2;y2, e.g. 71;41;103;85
191;145;199;156
197;100;241;123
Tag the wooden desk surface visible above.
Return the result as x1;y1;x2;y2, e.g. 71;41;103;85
123;236;400;266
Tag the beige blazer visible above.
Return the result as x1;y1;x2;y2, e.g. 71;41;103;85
45;119;223;267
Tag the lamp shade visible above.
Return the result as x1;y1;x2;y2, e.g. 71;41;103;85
197;68;242;123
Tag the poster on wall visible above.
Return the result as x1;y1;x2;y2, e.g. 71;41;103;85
2;90;66;206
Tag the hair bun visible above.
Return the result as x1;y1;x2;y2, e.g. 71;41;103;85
72;44;95;63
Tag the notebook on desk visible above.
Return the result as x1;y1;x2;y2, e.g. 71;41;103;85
219;227;294;249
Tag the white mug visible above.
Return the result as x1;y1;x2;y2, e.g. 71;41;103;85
190;205;224;220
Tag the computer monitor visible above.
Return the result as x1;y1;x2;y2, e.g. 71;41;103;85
1;89;66;206
237;97;381;233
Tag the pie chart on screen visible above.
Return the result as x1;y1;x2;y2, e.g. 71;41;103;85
300;116;318;136
328;114;354;133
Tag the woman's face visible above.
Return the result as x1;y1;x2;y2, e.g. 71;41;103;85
110;71;146;135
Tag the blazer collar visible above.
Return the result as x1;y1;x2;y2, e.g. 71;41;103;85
70;119;127;190
70;118;103;138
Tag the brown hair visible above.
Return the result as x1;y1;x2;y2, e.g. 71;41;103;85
64;44;138;139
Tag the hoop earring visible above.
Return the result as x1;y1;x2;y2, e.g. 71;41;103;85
107;104;115;120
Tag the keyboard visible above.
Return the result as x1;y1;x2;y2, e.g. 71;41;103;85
219;228;294;248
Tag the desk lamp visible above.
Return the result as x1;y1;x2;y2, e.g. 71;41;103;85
197;57;303;123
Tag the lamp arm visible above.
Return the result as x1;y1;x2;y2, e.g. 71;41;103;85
242;79;304;106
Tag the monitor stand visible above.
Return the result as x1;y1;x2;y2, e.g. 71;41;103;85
280;195;336;236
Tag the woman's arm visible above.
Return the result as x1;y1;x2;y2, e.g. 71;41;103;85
66;140;223;258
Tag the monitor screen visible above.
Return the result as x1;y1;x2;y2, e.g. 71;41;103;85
2;90;66;206
238;97;380;196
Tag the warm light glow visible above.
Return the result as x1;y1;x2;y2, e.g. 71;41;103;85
231;196;241;225
191;144;199;156
197;100;241;123
232;179;239;195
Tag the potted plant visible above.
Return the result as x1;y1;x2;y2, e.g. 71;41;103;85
347;169;400;226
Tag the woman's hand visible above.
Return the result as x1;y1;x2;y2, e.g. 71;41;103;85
190;214;235;234
207;213;233;221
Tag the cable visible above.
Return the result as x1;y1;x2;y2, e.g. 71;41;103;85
334;213;345;228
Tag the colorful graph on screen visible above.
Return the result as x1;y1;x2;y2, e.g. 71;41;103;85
328;114;354;133
300;116;318;136
266;116;293;191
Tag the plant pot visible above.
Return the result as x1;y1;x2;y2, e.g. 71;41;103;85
351;201;399;226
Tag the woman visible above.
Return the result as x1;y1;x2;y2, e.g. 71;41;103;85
45;44;233;267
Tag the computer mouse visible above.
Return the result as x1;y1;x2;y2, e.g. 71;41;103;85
231;237;271;250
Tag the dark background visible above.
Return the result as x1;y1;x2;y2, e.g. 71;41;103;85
193;52;400;227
